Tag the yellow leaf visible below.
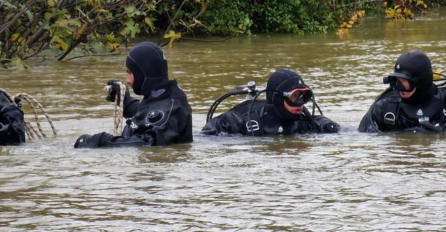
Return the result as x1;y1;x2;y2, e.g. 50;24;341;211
11;33;20;41
53;38;69;51
75;24;87;40
163;31;171;39
336;28;349;35
10;33;26;45
424;4;427;8
201;2;207;13
109;43;120;50
173;32;181;40
164;30;181;48
48;0;55;7
383;1;388;6
348;20;354;25
145;17;155;33
346;24;352;28
434;70;442;80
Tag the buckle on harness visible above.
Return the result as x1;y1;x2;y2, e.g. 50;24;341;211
384;112;396;125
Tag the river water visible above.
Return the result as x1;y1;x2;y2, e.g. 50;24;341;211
1;9;446;231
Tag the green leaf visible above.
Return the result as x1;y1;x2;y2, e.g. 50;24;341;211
125;5;141;17
25;10;33;21
11;57;30;70
120;20;140;38
0;0;17;9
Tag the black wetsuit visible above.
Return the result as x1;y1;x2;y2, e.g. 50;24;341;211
0;92;26;145
74;80;192;148
358;86;446;133
202;100;340;136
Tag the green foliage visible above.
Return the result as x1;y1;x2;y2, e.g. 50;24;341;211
200;1;252;35
1;0;445;68
201;0;339;34
424;0;446;5
0;0;206;68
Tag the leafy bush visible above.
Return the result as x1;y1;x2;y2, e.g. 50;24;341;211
201;0;339;34
1;0;445;68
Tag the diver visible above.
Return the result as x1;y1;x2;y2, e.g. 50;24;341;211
202;69;340;136
74;41;193;148
359;50;446;133
0;89;26;145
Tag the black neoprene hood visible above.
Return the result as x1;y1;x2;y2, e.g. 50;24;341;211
389;50;434;105
389;50;433;85
126;42;169;96
266;69;312;120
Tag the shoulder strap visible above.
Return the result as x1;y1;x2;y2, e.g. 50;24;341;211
242;104;265;136
379;89;401;127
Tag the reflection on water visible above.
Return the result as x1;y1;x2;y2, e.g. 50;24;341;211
1;9;446;231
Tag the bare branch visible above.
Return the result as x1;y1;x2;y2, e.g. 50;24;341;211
158;0;188;46
181;36;234;43
64;51;121;61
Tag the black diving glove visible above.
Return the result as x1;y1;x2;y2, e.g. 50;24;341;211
74;132;114;148
0;92;23;121
105;80;130;105
313;116;340;133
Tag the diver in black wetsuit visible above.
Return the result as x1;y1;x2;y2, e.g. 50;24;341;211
74;42;193;148
202;69;340;136
359;50;446;133
0;90;25;145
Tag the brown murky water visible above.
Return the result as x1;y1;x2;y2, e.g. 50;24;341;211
1;9;446;231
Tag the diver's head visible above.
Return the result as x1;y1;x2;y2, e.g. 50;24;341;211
387;50;434;104
126;42;168;96
266;69;313;120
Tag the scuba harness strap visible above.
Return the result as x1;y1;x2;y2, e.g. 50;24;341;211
377;85;446;132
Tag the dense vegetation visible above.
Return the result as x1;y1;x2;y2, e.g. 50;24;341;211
0;0;444;68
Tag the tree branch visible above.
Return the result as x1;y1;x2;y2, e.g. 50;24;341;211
0;0;36;34
63;52;121;61
157;0;187;46
181;36;234;43
57;18;99;61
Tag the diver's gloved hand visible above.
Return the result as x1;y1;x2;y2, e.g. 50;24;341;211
105;80;130;105
313;116;340;133
74;132;114;148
